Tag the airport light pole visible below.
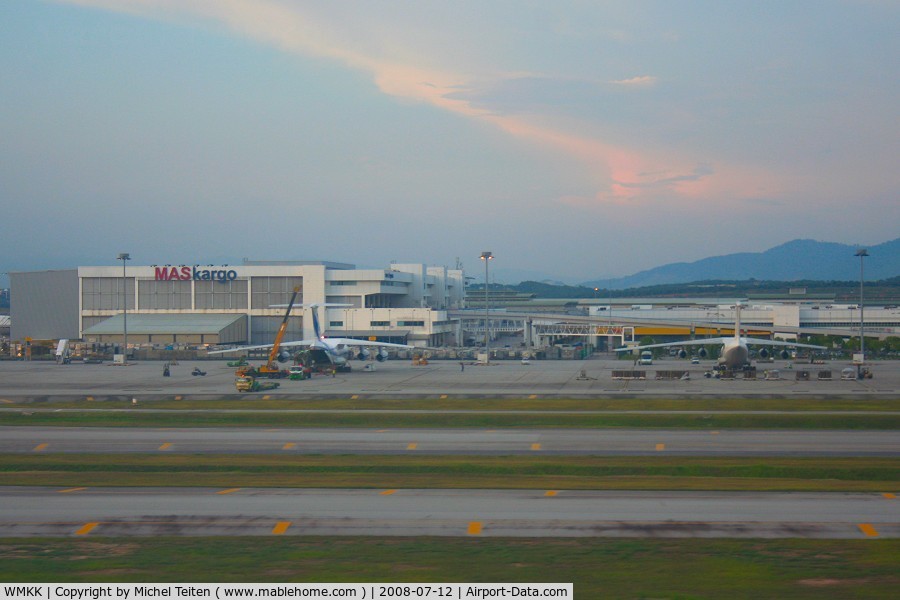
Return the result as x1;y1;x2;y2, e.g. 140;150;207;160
117;253;131;362
480;251;493;361
856;248;868;372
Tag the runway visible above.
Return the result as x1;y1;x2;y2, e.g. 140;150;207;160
1;486;896;538
4;426;899;456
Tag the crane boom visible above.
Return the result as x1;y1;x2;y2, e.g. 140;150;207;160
260;286;301;375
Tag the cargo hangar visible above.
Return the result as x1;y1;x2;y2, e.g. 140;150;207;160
10;260;465;348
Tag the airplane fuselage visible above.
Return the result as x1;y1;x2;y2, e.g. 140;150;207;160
719;339;750;369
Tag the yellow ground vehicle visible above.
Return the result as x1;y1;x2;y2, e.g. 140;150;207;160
235;376;280;393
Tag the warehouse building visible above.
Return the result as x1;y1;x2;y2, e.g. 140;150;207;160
10;260;465;348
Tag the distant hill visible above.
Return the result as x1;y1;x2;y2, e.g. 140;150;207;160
584;238;900;290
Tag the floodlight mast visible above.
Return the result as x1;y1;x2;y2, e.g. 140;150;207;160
480;252;493;362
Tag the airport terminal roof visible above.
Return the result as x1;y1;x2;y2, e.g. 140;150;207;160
83;314;244;335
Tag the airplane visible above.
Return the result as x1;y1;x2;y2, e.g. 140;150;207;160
614;303;827;369
209;303;415;371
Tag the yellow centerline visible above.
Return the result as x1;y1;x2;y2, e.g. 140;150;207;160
858;523;879;537
158;443;172;451
282;443;296;450
544;491;558;497
75;522;99;536
407;443;418;450
380;490;397;496
217;488;242;495
59;487;87;494
272;521;291;535
33;443;49;452
883;493;897;500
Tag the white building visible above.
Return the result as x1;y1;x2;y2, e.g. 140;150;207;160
11;260;466;348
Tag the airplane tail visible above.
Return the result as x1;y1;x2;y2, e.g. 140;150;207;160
312;307;324;340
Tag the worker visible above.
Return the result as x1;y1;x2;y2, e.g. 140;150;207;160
460;361;465;372
163;363;170;377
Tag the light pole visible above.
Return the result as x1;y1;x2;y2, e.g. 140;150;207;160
117;253;131;362
855;248;868;374
480;251;493;361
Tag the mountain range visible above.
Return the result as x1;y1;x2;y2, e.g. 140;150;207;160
580;238;900;290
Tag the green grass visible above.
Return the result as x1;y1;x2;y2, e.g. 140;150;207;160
2;455;897;491
2;409;898;429
1;537;898;598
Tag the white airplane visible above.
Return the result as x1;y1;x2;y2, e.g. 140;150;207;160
210;304;415;370
615;303;827;369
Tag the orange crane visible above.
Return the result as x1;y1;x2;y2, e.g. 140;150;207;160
254;286;301;378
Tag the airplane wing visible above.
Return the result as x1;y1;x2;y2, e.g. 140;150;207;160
741;338;827;350
614;338;730;352
323;338;415;349
207;339;319;355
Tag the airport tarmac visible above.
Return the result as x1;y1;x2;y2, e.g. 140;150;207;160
0;356;896;399
3;426;898;456
1;486;896;539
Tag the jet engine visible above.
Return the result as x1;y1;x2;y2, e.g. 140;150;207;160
356;347;371;361
758;348;769;359
780;349;791;359
376;348;390;362
676;349;686;359
697;347;708;358
277;350;292;363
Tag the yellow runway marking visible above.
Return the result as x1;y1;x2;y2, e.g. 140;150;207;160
528;395;537;399
85;396;94;402
350;395;359;400
858;523;879;537
531;443;541;451
440;394;448;399
272;521;291;535
656;443;666;451
544;491;558;497
282;443;296;450
883;493;897;500
710;431;720;435
33;443;49;452
75;523;98;536
217;488;241;495
59;487;87;494
380;490;396;496
158;443;172;451
262;395;271;400
467;522;482;535
407;443;418;450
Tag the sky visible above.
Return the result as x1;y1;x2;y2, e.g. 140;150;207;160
1;0;898;286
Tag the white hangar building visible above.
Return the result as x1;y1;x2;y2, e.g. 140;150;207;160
10;260;466;348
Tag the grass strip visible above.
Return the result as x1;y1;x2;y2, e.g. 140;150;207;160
2;409;898;429
1;537;898;598
1;455;897;491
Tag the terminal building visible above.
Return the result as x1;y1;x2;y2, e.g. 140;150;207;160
10;260;466;348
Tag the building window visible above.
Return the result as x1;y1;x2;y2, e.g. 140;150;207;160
82;277;133;310
329;321;343;327
370;321;390;327
139;279;192;310
398;320;424;327
195;279;248;310
251;277;303;309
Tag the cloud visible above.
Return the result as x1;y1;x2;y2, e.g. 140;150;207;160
609;75;658;88
55;0;783;209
